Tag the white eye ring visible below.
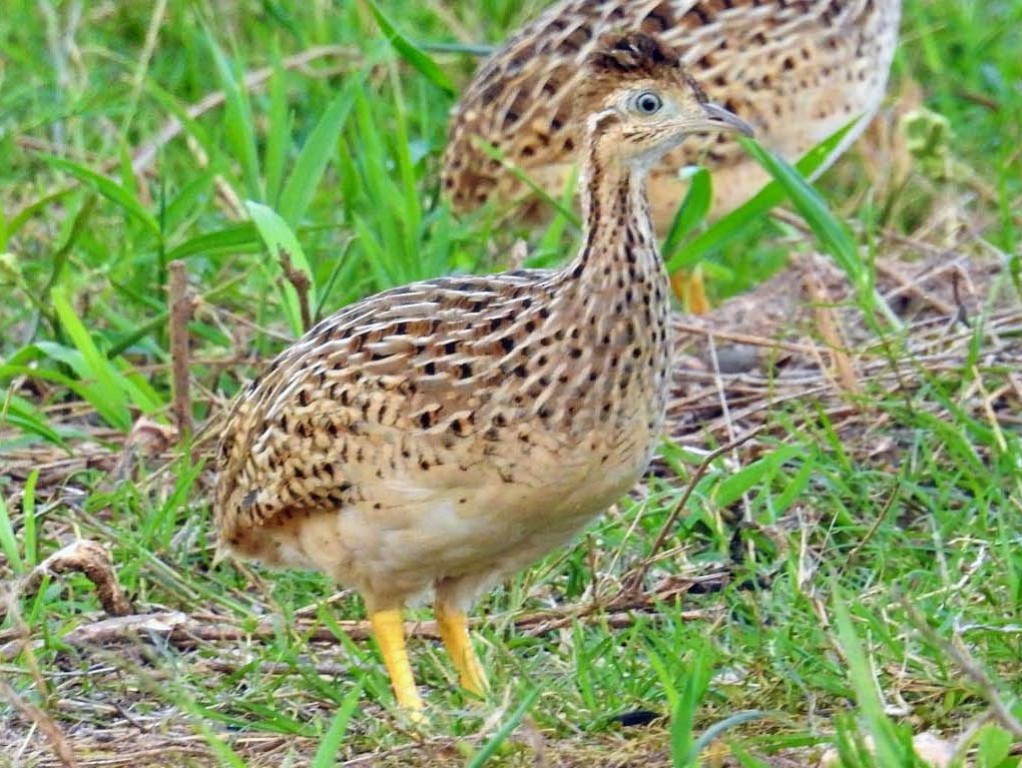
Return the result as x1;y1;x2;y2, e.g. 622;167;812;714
633;91;663;115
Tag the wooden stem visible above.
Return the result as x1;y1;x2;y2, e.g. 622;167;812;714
168;260;193;437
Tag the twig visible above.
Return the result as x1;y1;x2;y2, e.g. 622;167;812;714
130;45;358;175
623;425;766;593
278;247;313;332
168;261;193;437
671;320;823;357
902;598;1022;740
55;578;719;654
845;483;901;564
1;540;133;623
0;679;78;768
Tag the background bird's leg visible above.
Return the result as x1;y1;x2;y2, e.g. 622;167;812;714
369;607;424;715
671;266;712;315
434;594;488;696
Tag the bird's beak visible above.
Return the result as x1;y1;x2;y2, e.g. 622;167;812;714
701;102;755;137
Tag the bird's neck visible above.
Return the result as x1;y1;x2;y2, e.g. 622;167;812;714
562;138;666;301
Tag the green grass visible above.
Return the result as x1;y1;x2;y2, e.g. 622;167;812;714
1;0;1021;766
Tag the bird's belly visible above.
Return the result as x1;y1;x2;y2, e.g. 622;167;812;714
379;427;653;576
272;420;657;603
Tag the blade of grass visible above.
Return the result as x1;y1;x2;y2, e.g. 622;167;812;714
662;167;711;259
671;643;715;768
165;223;261;262
51;286;132;430
38;155;160;237
264;46;290;207
668;121;858;274
465;688;539;768
7;187;76;239
311;684;363;768
277;74;362;226
0;492;24;576
689;710;769;758
738;136;901;329
831;585;906;766
205;29;263;202
364;0;455;96
0;389;66;447
246;201;317;336
22;470;38;568
713;445;801;509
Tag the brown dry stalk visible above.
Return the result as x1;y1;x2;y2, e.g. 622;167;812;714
168;261;193;437
130;45;357;175
1;540;133;623
671;321;823;357
902;599;1022;741
55;579;716;654
801;261;862;395
278;247;313;332
0;679;78;768
623;425;766;594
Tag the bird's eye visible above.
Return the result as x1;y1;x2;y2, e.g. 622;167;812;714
634;91;663;115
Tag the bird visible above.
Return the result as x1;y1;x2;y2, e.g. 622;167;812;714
443;0;902;312
214;33;752;717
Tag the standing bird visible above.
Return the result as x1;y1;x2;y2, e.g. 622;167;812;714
443;0;901;311
214;33;752;715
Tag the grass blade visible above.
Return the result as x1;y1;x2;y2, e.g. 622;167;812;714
740;136;903;328
364;0;455;96
22;469;38;568
51;286;132;430
668;121;858;274
246;201;318;336
465;688;539;768
739;138;862;282
831;586;906;766
205;30;263;202
671;644;715;768
689;710;769;758
662;167;712;259
38;154;160;237
0;492;24;576
311;684;363;768
264;46;290;207
278;74;361;226
165;223;261;262
0;389;65;446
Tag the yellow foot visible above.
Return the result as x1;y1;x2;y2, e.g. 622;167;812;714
435;602;488;697
370;608;425;718
671;266;711;315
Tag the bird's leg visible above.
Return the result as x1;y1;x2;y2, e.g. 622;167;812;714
370;608;424;717
435;599;488;696
671;266;711;315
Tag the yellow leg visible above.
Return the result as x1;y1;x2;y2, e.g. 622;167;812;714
671;266;711;315
435;602;488;697
370;608;424;717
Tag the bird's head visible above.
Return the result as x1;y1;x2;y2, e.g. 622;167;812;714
577;33;754;168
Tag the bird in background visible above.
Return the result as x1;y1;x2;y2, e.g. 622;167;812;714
443;0;902;312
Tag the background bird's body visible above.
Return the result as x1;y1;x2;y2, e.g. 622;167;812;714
445;0;902;228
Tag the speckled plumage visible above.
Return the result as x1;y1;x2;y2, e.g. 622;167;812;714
444;0;901;229
215;33;751;712
216;262;670;610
